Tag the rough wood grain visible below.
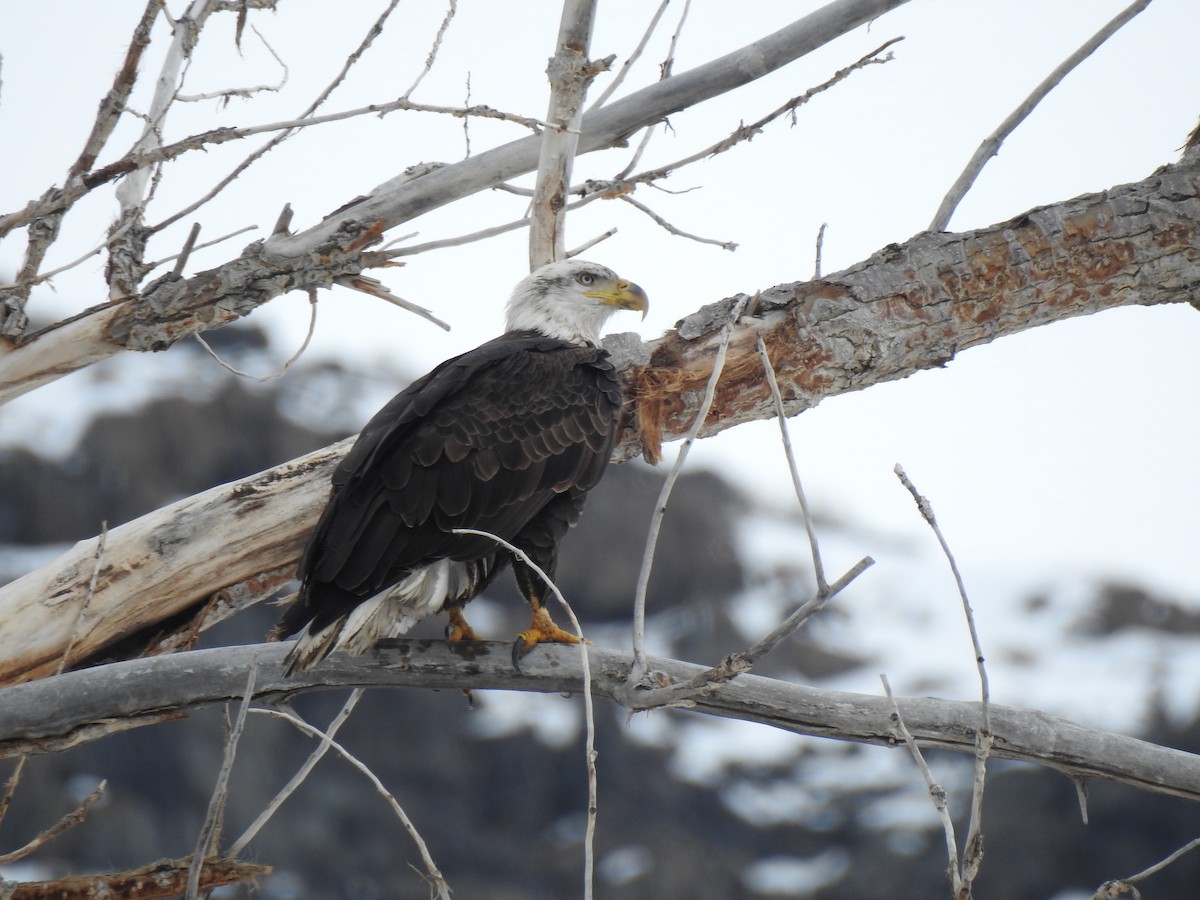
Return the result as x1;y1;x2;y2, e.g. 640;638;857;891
615;158;1200;460
0;441;348;685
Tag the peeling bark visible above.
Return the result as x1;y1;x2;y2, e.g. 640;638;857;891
0;441;348;685
7;855;269;900
616;158;1200;461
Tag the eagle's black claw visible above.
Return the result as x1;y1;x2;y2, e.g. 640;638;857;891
511;637;528;672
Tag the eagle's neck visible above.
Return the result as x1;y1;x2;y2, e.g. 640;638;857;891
504;294;609;346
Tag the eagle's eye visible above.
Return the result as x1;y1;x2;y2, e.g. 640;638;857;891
576;272;597;287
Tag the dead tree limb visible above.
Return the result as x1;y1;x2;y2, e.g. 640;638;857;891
1;642;1198;804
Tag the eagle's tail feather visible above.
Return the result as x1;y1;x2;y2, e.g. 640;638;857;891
281;616;348;676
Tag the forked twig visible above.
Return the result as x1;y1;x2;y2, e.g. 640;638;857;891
193;289;318;381
625;557;872;711
587;0;670;111
620;195;737;251
153;0;405;234
228;689;364;856
250;706;451;900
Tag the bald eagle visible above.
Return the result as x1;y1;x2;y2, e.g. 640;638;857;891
272;259;648;674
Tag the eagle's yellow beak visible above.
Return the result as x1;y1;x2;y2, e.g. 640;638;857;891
586;279;649;320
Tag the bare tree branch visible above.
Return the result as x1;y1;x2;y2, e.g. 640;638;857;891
0;778;106;865
1094;835;1200;898
2;642;1198;803
0;0;910;399
929;0;1154;231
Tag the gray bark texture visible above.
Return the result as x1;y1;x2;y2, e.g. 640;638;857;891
1;641;1197;802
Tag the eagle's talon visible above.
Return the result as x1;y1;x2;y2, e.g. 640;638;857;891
445;606;482;644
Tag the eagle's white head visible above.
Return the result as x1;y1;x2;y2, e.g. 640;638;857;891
505;259;648;346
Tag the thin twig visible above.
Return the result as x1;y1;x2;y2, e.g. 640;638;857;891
462;71;472;157
0;757;26;831
332;275;451;331
453;528;599;900
0;778;107;865
929;0;1153;231
620;195;737;250
894;463;991;894
1094;835;1200;898
386;189;608;259
566;228;617;258
175;24;288;102
228;689;364;856
587;0;671;111
193;288;318;381
882;673;962;895
142;224;257;274
627;293;752;686
757;335;826;591
186;662;257;900
813;222;827;278
659;0;693;80
612;37;901;195
625;556;873;710
171;222;202;277
250;706;451;900
403;0;458;100
152;0;404;234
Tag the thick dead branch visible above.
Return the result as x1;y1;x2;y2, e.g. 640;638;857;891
529;0;604;269
614;155;1200;462
1;642;1199;804
6;855;269;900
0;156;1197;683
0;441;348;685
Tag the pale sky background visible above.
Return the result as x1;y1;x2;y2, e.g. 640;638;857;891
2;1;1200;715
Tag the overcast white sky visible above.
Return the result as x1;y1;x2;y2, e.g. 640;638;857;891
3;0;1199;676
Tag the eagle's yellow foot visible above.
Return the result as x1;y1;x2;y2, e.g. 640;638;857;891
445;606;482;644
512;604;584;670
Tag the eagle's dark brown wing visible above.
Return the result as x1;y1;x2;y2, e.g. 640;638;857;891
272;331;622;642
